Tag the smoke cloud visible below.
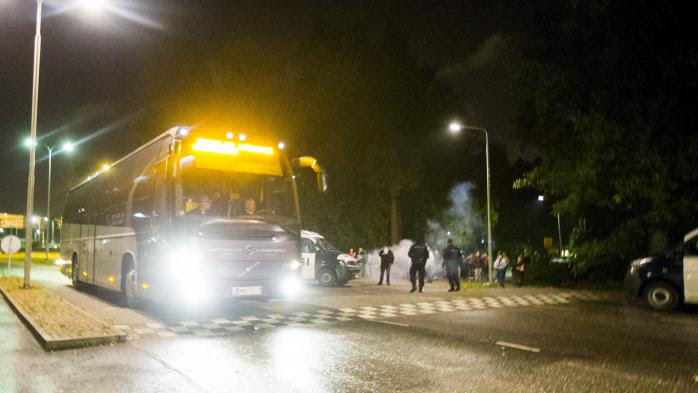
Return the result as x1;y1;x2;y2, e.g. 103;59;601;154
363;182;483;280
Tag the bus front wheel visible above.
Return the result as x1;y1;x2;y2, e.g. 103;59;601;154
121;259;140;308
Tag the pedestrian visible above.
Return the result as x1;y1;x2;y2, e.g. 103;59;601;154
494;251;509;288
481;252;489;282
407;237;430;293
442;239;462;292
460;251;469;280
356;247;367;277
472;251;482;281
515;254;526;286
347;248;356;258
377;246;394;285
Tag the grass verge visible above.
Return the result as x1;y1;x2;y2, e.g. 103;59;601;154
0;276;125;350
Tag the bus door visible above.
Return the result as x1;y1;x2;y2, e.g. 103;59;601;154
684;235;698;303
80;222;96;284
301;238;317;280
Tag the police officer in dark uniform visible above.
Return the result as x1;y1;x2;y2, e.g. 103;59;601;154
442;239;462;292
408;237;430;293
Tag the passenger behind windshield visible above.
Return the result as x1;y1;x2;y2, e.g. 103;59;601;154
178;168;292;220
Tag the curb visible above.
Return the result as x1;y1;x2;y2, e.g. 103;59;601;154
0;285;126;351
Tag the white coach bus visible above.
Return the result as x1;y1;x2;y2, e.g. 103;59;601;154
57;126;325;307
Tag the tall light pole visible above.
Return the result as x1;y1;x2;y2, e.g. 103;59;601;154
24;0;44;288
537;195;563;255
23;0;106;288
449;121;493;285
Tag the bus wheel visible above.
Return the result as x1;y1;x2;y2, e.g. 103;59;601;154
121;260;140;308
644;281;679;311
318;268;336;287
71;255;84;290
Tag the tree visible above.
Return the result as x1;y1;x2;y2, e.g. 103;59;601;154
514;0;698;278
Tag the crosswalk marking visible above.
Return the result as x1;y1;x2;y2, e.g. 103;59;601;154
118;291;608;340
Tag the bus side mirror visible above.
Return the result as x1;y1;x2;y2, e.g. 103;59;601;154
293;156;328;193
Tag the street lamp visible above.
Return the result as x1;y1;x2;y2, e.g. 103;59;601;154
448;120;493;285
23;0;105;288
24;141;74;262
537;195;563;255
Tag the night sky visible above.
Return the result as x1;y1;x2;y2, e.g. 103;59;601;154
1;0;533;215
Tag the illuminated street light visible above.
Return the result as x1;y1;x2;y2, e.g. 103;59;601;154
239;133;247;141
81;0;107;14
102;163;110;171
25;140;74;261
278;141;285;150
538;195;545;202
448;120;493;285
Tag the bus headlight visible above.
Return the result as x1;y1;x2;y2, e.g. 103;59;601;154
280;275;302;297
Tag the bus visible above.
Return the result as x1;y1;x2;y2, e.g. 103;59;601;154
57;126;326;307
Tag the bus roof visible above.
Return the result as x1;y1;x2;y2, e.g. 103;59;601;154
68;127;179;193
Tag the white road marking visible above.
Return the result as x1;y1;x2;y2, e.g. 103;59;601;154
375;320;410;327
495;341;541;353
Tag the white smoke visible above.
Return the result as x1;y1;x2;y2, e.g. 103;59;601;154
362;182;483;281
365;239;442;280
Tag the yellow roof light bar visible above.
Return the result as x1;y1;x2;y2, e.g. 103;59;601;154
238;143;273;155
193;138;238;155
191;137;274;156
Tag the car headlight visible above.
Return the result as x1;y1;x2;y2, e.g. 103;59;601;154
284;260;302;270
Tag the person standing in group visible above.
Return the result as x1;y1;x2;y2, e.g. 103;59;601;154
494;251;509;288
442;239;462;292
471;251;482;281
408;237;430;293
356;247;367;278
515;254;526;287
377;246;394;285
347;248;356;258
480;252;489;282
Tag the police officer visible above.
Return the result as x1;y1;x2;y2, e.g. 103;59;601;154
377;246;394;285
408;237;430;293
442;239;462;292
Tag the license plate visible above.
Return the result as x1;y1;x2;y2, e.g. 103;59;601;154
231;286;262;296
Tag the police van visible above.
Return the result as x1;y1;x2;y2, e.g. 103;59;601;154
625;227;698;310
300;230;360;286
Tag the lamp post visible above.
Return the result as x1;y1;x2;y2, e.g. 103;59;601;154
449;121;493;285
23;0;105;288
537;195;563;255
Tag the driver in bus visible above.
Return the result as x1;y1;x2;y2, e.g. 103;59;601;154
242;197;257;215
186;195;213;216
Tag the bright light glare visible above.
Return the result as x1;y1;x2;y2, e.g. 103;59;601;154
102;164;110;171
226;132;234;140
280;275;302;297
63;142;74;152
192;137;274;156
449;121;463;133
24;137;37;148
277;141;285;150
238;133;246;141
538;195;545;202
81;0;106;14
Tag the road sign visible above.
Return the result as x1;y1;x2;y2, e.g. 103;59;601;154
2;234;21;274
1;235;20;254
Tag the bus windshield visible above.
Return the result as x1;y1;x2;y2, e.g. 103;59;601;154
178;167;295;222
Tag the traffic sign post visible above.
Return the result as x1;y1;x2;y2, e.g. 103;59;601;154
2;235;21;275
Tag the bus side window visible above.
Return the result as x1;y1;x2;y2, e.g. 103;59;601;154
153;162;167;222
132;170;154;232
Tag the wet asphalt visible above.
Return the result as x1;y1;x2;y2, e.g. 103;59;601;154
1;264;697;393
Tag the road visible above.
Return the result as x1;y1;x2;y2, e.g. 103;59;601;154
1;263;697;392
